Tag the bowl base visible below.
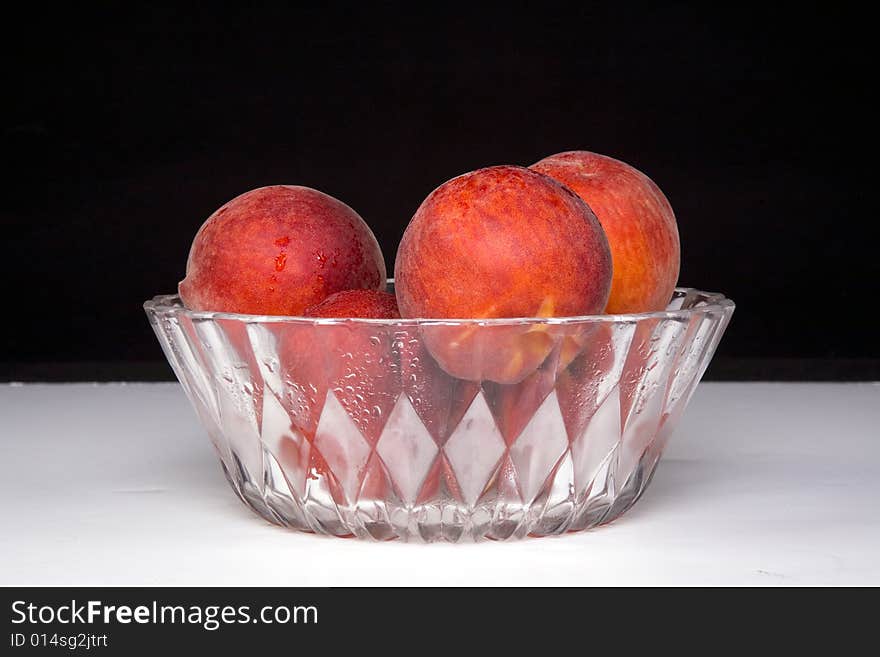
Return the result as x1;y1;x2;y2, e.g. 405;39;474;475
221;447;662;543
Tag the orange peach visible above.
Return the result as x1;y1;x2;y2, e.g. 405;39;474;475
179;185;386;315
394;165;612;383
530;151;680;313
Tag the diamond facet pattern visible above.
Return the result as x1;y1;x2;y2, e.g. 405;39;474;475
314;391;372;504
445;392;506;506
377;394;438;504
509;391;569;503
145;287;734;542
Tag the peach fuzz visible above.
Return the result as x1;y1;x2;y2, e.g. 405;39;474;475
179;185;386;316
530;151;680;314
394;165;612;383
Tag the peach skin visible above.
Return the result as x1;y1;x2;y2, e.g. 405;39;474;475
179;185;386;316
305;289;400;319
530;151;680;313
394;165;612;383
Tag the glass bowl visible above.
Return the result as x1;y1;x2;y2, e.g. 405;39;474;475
144;284;733;542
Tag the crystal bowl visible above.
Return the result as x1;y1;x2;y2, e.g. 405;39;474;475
144;284;733;542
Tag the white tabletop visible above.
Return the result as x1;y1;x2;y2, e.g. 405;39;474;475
1;381;878;586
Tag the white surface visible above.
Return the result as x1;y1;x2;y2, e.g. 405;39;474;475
1;382;878;586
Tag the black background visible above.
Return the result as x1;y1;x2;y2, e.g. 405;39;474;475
2;3;874;381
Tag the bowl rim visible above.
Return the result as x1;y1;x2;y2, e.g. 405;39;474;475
144;284;734;326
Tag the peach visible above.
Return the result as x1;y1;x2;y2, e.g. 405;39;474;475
304;289;400;319
280;290;400;501
394;165;612;383
179;185;386;315
278;322;398;446
530;151;680;313
283;289;399;461
276;321;398;505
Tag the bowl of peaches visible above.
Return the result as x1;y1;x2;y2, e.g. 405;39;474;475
145;151;733;542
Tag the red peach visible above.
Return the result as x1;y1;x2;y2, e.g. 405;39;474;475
530;151;680;314
276;321;398;505
304;289;400;319
179;185;386;315
394;165;612;383
276;290;400;497
278;322;398;448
